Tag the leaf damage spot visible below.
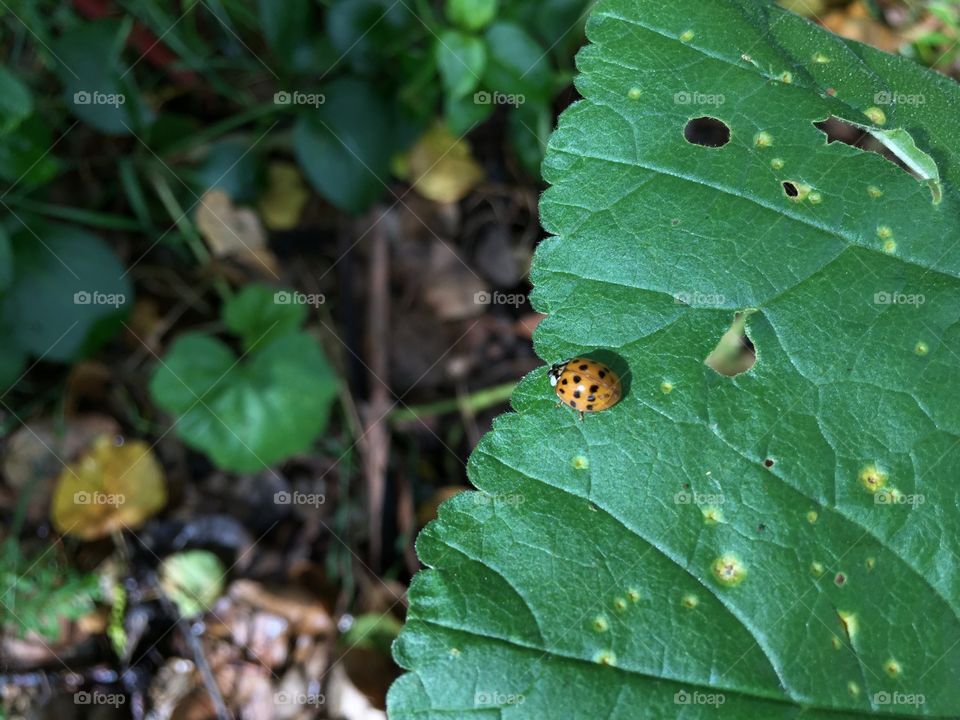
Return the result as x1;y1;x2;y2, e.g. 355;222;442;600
834;572;847;587
811;561;825;577
628;87;642;100
806;510;818;524
660;381;673;394
612;596;628;612
592;615;610;632
831;635;842;650
754;131;773;148
679;29;695;42
859;464;888;493
705;313;756;377
876;225;893;240
866;556;877;571
626;588;641;603
712;554;747;587
593;650;617;666
764;458;775;468
915;341;929;356
812;52;830;64
847;680;861;698
571;455;589;470
884;658;902;678
681;593;699;609
770;157;785;170
837;610;858;642
701;506;724;525
815;116;942;203
864;107;887;125
684;117;730;148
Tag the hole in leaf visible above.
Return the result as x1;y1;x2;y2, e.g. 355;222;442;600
814;116;941;203
782;181;799;197
764;458;775;468
684;117;730;147
705;312;756;377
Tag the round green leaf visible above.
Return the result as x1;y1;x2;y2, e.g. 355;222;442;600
149;332;338;472
293;78;398;214
4;222;131;362
446;0;499;32
436;30;487;100
223;284;310;352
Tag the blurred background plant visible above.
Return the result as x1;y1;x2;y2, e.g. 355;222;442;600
1;0;957;717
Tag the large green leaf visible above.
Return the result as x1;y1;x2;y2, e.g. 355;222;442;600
391;1;960;718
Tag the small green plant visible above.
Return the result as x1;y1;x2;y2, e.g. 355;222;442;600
0;542;100;641
149;284;339;472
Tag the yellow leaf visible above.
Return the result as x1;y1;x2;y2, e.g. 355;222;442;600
195;189;277;275
405;123;484;204
51;436;167;540
259;162;310;230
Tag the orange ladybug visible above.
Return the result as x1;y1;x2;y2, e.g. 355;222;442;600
548;357;622;419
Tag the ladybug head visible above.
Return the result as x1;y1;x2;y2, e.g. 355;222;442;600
547;361;568;387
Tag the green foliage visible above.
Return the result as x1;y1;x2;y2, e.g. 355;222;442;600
0;543;100;641
149;284;339;472
0;222;131;389
391;0;960;717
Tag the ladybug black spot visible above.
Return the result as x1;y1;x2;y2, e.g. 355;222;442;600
590;384;599;393
561;378;568;385
573;391;581;399
579;364;588;371
569;400;577;408
598;371;606;379
559;388;566;395
587;395;596;402
573;375;581;383
586;404;594;411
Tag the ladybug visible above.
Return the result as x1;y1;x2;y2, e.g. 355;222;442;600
548;357;622;419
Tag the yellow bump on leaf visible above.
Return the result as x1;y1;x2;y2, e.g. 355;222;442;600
915;341;929;356
877;225;893;240
571;455;589;470
770;157;784;170
883;239;897;254
51;435;166;540
660;381;673;394
810;561;825;577
754;131;773;148
859;464;888;493
592;615;609;632
837;610;858;641
701;506;724;525
612;596;628;612
831;635;842;650
865;556;877;571
867;185;883;198
812;52;830;63
259;162;310;231
593;650;617;666
628;87;642;100
864;107;887;125
779;71;793;84
403;123;484;204
679;30;695;42
806;510;818;524
681;593;699;609
808;191;822;205
626;588;641;603
847;680;861;698
884;658;902;677
712;553;747;587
